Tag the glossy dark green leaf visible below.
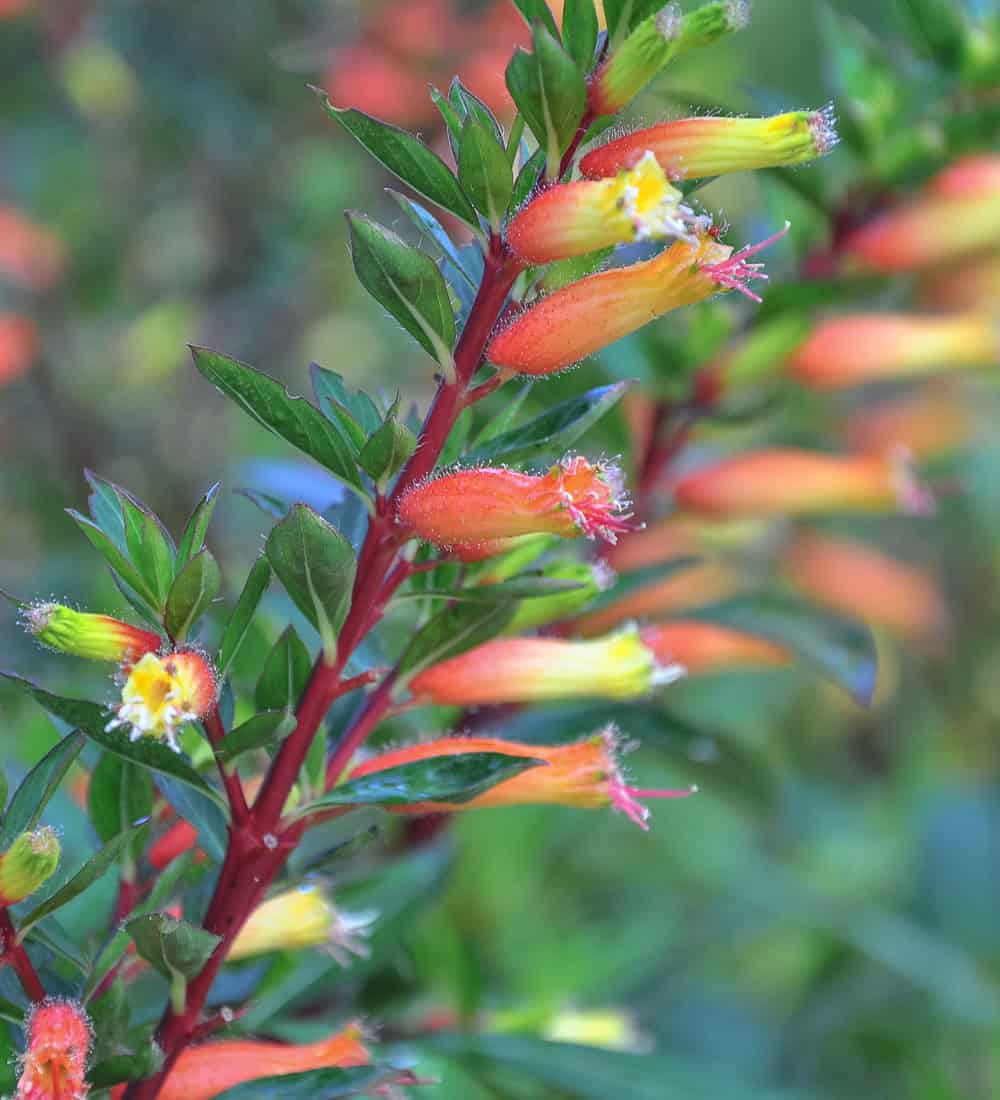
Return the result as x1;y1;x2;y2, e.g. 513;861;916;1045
397;599;517;681
0;730;85;848
511;146;546;209
1;674;224;804
346;212;456;367
511;0;560;37
175;482;221;571
297;752;544;816
255;626;312;713
217;710;296;766
448;76;505;142
429;83;464;158
358;413;418;484
121;495;175;607
316;94;479;227
190;347;364;496
458;118;513;228
562;0;600;68
89;1042;165;1090
218;555;272;675
156;774;228;863
164;549;221;643
67;510;160;608
389;190;479;296
87;754;153;867
310;364;383;439
265;506;357;658
468;381;632;463
213;1065;403;1100
125;912;221;981
84;469;128;550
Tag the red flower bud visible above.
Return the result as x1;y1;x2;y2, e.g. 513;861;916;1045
15;1000;91;1100
641;621;790;673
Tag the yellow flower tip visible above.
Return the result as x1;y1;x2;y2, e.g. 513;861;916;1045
21;602;161;663
106;649;217;751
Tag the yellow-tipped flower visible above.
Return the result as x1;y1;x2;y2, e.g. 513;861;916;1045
508;151;691;264
408;627;683;706
580;107;837;181
106;649;217;752
227;884;377;967
590;1;751;116
0;827;60;906
23;603;161;664
488;224;787;376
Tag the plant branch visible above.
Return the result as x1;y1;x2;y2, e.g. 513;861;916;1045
0;908;45;1002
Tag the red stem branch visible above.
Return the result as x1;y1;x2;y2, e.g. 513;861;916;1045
0;908;45;1002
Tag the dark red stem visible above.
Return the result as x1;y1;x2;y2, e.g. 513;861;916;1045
0;908;45;1002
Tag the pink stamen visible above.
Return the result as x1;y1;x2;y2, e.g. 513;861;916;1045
608;779;698;831
703;220;791;303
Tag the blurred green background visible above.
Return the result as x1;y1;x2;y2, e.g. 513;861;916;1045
4;2;1000;1099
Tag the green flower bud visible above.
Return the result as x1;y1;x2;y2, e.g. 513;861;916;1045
0;827;60;906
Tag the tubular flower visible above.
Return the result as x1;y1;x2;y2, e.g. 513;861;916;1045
106;649;216;751
590;0;751;116
408;628;683;706
147;820;205;870
346;727;693;830
784;531;950;644
109;1023;372;1100
508;151;692;264
641;622;790;674
0;827;60;906
488;224;787;375
227;884;378;966
843;383;971;460
15;1000;91;1100
580;107;837;182
22;603;161;663
672;448;935;518
398;456;632;548
788;313;999;389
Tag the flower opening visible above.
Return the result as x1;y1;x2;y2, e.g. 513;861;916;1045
15;1000;91;1100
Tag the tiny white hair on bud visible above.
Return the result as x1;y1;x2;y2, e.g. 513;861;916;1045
809;102;840;155
725;0;752;30
655;3;682;39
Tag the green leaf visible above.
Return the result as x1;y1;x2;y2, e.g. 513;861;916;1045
511;0;560;37
84;470;127;550
89;1042;165;1090
296;752;545;816
562;0;600;69
88;754;152;866
358;412;418;485
125;912;221;981
213;1066;404;1100
346;212;456;369
190;347;365;498
511;147;546;209
1;674;224;805
397;599;518;681
310;364;383;442
468;381;632;464
88;979;130;1062
448;76;505;142
67;510;160;608
175;482;220;571
429;83;465;158
458;118;513;229
506;27;587;176
217;711;297;766
0;730;86;848
218;555;272;675
164;549;221;643
388;190;480;295
316;94;479;227
266;506;357;660
121;495;175;607
690;594;878;706
255;626;312;713
156;774;228;864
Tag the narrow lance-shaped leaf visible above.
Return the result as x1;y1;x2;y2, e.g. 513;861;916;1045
218;555;272;675
397;599;518;681
562;0;601;69
125;912;221;982
255;626;313;713
217;711;297;766
121;493;176;607
0;730;86;848
458;118;513;229
67;511;160;608
164;549;221;643
510;0;561;37
175;482;221;570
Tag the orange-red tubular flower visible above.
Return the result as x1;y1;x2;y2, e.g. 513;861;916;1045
16;1000;91;1100
487;225;788;376
147;819;204;870
23;603;161;663
408;629;682;706
398;456;632;548
0;207;65;291
580;108;837;182
0;314;39;387
347;728;693;830
641;621;791;673
843;383;971;460
110;1024;382;1100
672;448;934;518
784;531;950;644
788;313;998;389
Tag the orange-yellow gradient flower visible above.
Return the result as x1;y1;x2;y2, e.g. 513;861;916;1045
106;649;216;751
23;603;161;663
672;448;934;518
15;1000;91;1100
398;456;632;547
347;728;692;830
488;224;787;375
580;108;837;182
408;629;682;706
788;313;998;389
641;622;790;673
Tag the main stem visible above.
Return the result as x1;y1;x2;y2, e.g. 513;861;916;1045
0;909;45;1002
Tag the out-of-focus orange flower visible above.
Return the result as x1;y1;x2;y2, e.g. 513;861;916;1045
0;207;65;290
842;383;972;459
147;819;204;870
15;1000;91;1100
641;621;791;673
784;530;950;644
919;251;1000;311
788;313;998;389
0;314;39;387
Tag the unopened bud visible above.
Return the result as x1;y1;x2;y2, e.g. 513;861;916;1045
0;827;60;906
22;603;161;663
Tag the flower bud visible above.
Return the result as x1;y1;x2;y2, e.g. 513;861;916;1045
503;561;613;633
227;884;377;966
580;107;837;182
106;649;217;752
488;224;787;375
15;1000;91;1100
672;448;934;518
22;603;161;664
347;726;694;830
788;313;999;389
641;621;790;673
398;456;632;548
843;383;971;459
408;627;683;706
784;531;950;644
590;1;751;116
0;828;60;906
508;152;692;264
